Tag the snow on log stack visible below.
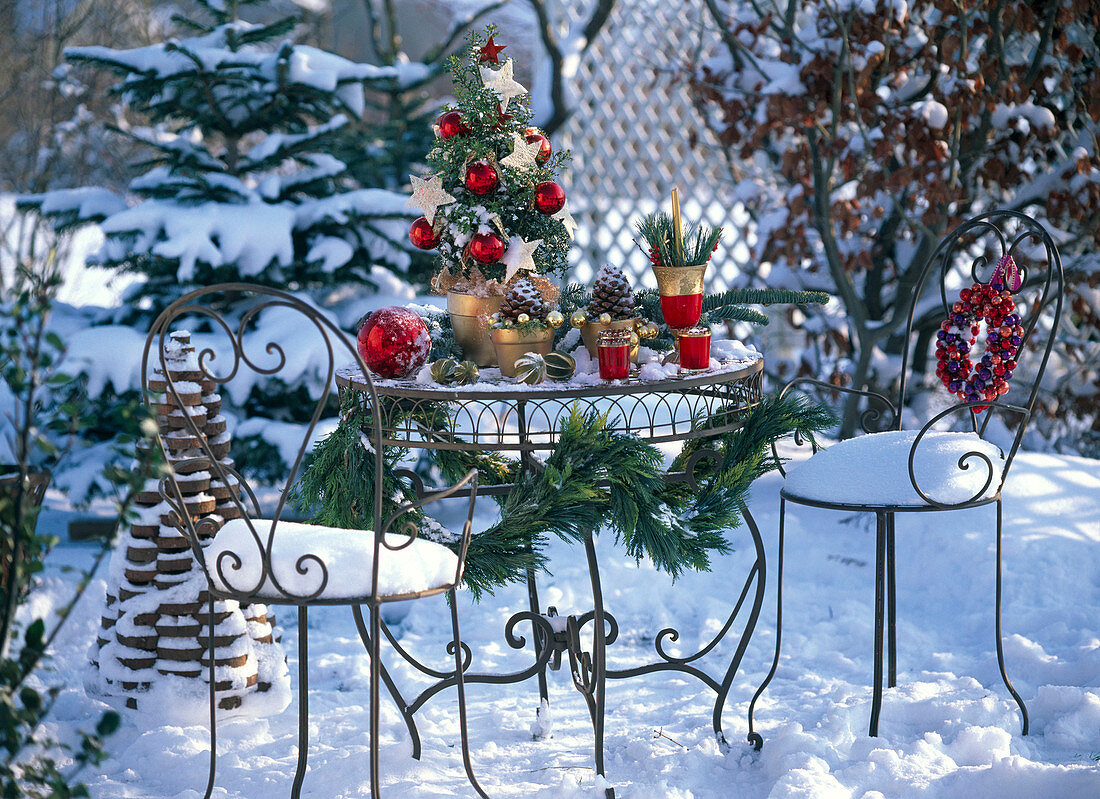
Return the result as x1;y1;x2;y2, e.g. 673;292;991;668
88;331;290;715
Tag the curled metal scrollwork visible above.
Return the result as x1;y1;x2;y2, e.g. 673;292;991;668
770;377;898;476
907;399;1030;508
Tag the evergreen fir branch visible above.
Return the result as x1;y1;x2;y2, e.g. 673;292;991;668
704;306;770;325
703;287;831;307
238;17;299;45
635;212;722;268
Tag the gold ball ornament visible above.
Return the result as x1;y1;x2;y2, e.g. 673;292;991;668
430;358;459;385
513;352;547;385
455;360;480;385
643;323;661;340
629;331;640;347
598;312;612;325
571;311;587;328
547;310;565;329
517;312;530;324
544;350;576;380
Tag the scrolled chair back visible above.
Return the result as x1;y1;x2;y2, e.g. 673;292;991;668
141;283;395;603
896;211;1064;506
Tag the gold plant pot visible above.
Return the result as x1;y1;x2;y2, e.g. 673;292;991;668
580;317;639;363
491;327;554;377
650;262;708;296
447;291;502;367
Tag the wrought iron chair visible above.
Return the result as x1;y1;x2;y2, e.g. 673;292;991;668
747;211;1063;744
141;284;489;798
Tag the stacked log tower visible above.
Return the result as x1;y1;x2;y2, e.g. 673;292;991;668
90;332;288;713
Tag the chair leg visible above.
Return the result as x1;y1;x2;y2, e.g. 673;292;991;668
369;602;383;798
203;596;217;799
449;588;490;798
994;499;1029;735
291;606;309;799
869;512;886;737
886;512;897;689
747;497;786;750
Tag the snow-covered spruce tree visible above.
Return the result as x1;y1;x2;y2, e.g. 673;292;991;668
691;0;1100;444
20;0;413;315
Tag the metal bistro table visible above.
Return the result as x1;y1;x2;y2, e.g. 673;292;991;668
336;356;766;798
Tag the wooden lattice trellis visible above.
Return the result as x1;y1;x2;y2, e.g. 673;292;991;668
554;0;749;289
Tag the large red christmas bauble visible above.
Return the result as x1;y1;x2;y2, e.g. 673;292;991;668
533;181;565;214
408;217;440;250
468;232;505;264
465;160;499;195
524;127;552;164
437;111;466;139
356;306;432;379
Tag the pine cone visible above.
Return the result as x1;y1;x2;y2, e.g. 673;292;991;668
499;279;547;323
587;264;634;320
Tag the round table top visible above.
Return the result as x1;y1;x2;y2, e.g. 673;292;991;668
336;354;764;452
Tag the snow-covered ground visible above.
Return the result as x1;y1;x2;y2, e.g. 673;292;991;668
29;448;1100;798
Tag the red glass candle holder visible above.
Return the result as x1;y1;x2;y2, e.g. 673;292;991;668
659;292;703;329
679;327;711;372
597;329;631;380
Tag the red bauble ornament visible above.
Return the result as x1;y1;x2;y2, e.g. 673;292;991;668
467;232;505;264
356;306;432;379
478;34;506;64
437;111;466;139
524;127;552;164
465;160;499;195
408;217;440;250
533;181;565;215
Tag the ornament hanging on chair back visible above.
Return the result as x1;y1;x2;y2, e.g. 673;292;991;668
357;307;432;379
934;255;1023;412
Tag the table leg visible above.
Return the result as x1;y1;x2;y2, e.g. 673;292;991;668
584;533;616;799
524;566;554;739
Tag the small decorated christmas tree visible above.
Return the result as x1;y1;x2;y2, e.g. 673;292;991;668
409;26;576;298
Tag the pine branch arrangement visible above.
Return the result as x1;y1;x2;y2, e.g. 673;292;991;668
636;212;722;268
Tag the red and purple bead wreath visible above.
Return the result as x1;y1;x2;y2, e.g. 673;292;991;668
935;256;1024;411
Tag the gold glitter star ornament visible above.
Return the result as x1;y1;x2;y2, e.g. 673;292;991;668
500;133;543;171
479;58;527;111
407;174;456;225
552;200;578;240
501;235;542;282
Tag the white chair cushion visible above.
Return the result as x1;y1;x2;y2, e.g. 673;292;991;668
207;519;459;600
783;430;1005;507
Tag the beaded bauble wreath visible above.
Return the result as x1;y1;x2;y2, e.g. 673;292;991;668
935;256;1024;411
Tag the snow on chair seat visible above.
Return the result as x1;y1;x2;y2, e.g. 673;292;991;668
783;429;1005;508
208;519;460;600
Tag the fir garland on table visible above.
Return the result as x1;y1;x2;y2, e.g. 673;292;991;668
292;391;833;598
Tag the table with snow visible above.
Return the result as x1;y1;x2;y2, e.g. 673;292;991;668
337;351;766;799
